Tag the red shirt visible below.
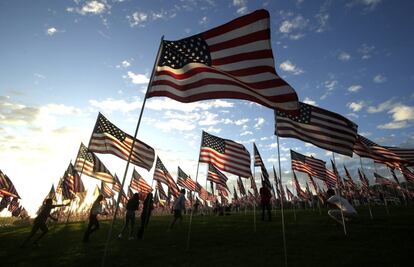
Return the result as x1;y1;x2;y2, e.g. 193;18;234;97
260;187;272;204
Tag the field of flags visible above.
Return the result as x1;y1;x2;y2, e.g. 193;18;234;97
1;8;414;266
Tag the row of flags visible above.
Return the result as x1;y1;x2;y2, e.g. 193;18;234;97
0;170;27;218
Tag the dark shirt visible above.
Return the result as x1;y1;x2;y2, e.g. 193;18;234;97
260;187;272;204
126;198;139;211
36;204;53;222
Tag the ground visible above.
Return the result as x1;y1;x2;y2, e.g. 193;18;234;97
1;206;413;267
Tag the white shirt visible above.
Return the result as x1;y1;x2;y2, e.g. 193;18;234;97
327;195;357;214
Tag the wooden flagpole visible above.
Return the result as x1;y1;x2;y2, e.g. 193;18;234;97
101;36;164;267
332;152;347;235
359;157;373;219
186;131;204;250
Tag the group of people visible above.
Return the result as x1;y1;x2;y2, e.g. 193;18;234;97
20;184;357;247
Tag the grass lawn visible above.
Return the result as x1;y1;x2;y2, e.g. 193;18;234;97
1;206;413;267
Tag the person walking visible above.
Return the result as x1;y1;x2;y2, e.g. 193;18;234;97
21;198;68;247
137;192;154;239
259;181;272;221
118;193;140;240
83;195;106;242
168;189;186;230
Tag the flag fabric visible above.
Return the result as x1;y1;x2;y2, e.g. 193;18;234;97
64;163;86;193
112;174;122;193
0;170;20;198
374;173;397;187
357;169;370;194
156;181;168;200
148;9;299;111
130;169;153;194
389;168;400;185
207;164;229;190
177;167;197;191
325;169;337;189
233;185;239;201
250;175;259;197
290;150;326;181
89;113;155;171
307;174;318;194
0;196;11;212
237;176;246;196
343;166;357;191
293;171;309;200
101;181;115;198
253;143;271;188
330;160;344;189
276;103;358;157
398;166;414;184
200;131;251;178
8;197;19;212
11;205;22;217
285;186;294;200
153;157;169;184
198;185;209;201
45;185;57;202
217;184;229;197
75;143;115;184
272;166;281;200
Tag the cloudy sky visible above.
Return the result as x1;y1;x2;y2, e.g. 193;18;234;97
1;0;413;215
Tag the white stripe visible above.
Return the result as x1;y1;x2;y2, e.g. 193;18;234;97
213;58;275;71
210;39;270;59
200;148;251;170
205;18;268;45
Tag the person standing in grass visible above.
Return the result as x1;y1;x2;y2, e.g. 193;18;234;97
83;194;106;242
118;193;140;240
259;181;272;221
21;198;68;247
326;189;357;225
168;189;186;230
137;192;154;239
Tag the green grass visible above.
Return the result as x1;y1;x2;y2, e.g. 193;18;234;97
1;206;413;267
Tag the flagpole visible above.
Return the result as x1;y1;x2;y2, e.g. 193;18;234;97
359;157;373;219
388;167;406;206
372;161;389;215
101;36;164;267
332;152;347;235
290;170;297;222
186;131;204;250
275;115;288;267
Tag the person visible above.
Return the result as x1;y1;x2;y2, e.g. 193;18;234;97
259;181;272;221
169;189;186;230
326;189;357;225
21;198;68;247
137;192;154;239
193;199;200;216
118;193;140;240
83;195;106;242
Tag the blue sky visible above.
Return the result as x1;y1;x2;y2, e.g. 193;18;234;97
1;0;413;216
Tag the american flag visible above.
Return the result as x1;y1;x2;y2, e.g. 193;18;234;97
198;185;209;201
290;150;326;181
61;170;75;200
343;166;357;191
200;131;251;178
217;184;229;197
64;163;86;193
11;205;22;217
357;169;370;194
148;9;298;112
45;185;57;202
250;175;259;197
177;167;197;191
153;157;180;197
0;170;20;198
293;171;309;200
325;169;338;189
389;168;400;185
306;174;318;194
119;190;128;207
207;163;229;190
156;180;168;200
8;197;19;212
0;196;11;212
276;103;358;157
237;176;246;196
285;186;294;201
253;143;271;188
130;169;153;194
75;143;115;184
330;160;344;189
89;113;155;171
374;172;397;187
398;165;414;184
112;174;122;193
101;181;115;198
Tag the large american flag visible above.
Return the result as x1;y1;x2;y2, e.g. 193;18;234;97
75;143;115;184
89;113;155;171
276;103;358;157
148;9;298;111
200;131;251;178
290;150;326;181
207;163;229;190
253;143;271;188
130;169;153;194
177;167;197;191
0;170;20;198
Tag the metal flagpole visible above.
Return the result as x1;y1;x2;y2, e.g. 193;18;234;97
359;157;373;219
186;132;204;250
275;115;288;267
101;36;164;267
332;152;347;235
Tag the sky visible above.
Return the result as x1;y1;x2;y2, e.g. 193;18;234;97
1;0;413;216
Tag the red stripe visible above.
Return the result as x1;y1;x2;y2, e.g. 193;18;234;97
200;148;250;170
202;9;269;40
212;49;273;66
208;29;270;52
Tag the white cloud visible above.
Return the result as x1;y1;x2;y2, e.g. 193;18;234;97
347;101;365;112
128;11;149;27
358;43;375;59
240;131;253;136
303;97;317;106
46;27;58;36
320;80;338;100
198;111;220;126
155;119;196;132
126;71;149;84
388;105;414;122
373;74;386;83
279;60;304;75
348;85;362;93
356;0;382;11
204;126;221;134
367;99;395;113
234;118;249;125
89;98;141;114
233;0;248;15
199;16;209;26
77;1;107;15
338;51;351;61
377;121;408;129
121;60;131;68
254;117;265;129
279;15;308;34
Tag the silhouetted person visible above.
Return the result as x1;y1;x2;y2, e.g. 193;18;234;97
21;198;68;247
83;195;106;242
326;189;357;225
118;193;140;240
137;192;154;239
260;181;272;221
169;189;186;230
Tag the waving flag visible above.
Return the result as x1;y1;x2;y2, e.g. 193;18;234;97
290;150;326;181
374;173;396;187
75;143;115;184
0;170;20;198
253;143;271;188
276;103;358;157
112;174;122;193
249;175;259;197
399;166;414;184
237;176;246;196
130;169;152;194
207;164;229;190
89;113;155;171
45;185;57;202
64;163;86;193
293;171;309;200
148;9;298;111
200;131;251;178
152;157;180;197
101;181;115;198
0;196;11;212
156;181;167;200
177;167;197;191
